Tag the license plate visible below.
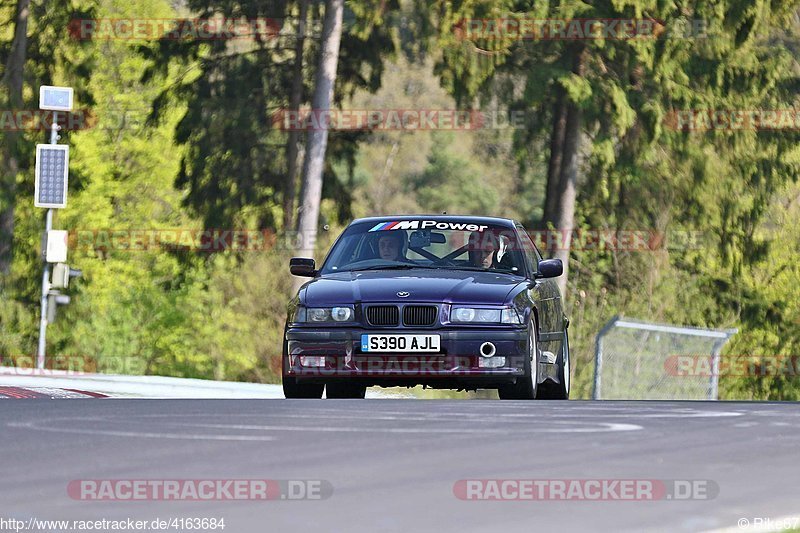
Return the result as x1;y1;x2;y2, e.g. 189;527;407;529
361;334;441;353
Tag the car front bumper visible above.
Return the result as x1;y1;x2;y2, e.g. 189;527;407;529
284;327;530;388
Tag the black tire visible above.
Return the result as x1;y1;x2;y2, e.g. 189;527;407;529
283;377;324;399
537;327;570;400
498;321;539;400
325;383;367;399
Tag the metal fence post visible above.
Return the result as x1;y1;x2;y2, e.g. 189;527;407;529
709;329;738;400
593;316;619;400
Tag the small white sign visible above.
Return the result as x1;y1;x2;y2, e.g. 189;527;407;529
45;230;68;263
39;86;74;111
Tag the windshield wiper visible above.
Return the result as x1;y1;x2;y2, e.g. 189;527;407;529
445;266;519;274
348;264;436;272
444;266;488;271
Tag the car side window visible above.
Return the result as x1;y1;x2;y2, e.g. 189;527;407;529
516;226;541;274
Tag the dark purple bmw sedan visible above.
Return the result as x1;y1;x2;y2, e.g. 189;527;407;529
283;216;570;399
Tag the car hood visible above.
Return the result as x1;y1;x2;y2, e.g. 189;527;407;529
301;269;526;306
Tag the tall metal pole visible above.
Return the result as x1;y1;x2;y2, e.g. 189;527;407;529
592;335;603;400
36;117;59;370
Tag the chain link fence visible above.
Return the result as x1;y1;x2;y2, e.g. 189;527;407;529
593;316;737;400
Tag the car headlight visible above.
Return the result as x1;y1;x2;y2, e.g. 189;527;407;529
295;306;353;323
452;307;500;323
293;306;307;322
331;307;353;322
452;307;477;322
501;308;523;325
451;307;521;324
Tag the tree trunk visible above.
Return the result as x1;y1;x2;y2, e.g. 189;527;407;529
3;0;28;111
0;0;30;276
282;0;309;231
542;86;567;229
375;140;399;213
294;0;344;285
552;47;586;299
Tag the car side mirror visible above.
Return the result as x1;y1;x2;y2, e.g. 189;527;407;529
290;257;316;277
536;259;563;279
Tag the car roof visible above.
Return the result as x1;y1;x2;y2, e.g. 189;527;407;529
350;215;519;229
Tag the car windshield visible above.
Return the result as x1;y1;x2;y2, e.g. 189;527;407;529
320;220;528;276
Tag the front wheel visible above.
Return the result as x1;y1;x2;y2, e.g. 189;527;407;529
498;321;539;400
537;327;570;400
283;377;324;399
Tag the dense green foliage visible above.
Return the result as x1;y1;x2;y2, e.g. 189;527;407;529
0;0;798;398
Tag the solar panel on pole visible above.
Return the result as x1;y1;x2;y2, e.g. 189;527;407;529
34;144;69;209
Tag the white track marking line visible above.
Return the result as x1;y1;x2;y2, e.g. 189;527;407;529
7;420;276;441
6;415;642;436
166;421;642;434
124;409;742;420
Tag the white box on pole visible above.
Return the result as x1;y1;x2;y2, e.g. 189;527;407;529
45;230;68;263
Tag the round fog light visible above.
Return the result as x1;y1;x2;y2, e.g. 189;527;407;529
480;342;496;358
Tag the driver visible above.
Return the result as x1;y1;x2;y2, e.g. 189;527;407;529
468;230;499;268
377;231;406;261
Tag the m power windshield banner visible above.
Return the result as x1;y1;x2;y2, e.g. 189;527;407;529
368;220;489;232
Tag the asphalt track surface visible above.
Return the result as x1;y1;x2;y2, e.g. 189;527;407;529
1;400;799;533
